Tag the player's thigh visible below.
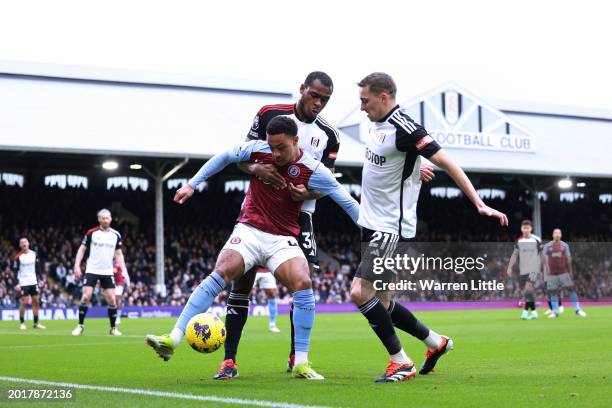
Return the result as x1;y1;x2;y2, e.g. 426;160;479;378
264;287;278;297
375;290;392;308
273;257;311;292
232;266;258;294
103;288;117;306
560;273;575;289
219;223;264;281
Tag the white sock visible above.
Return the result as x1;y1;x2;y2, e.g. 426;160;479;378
390;348;412;364
170;328;184;347
295;351;308;365
423;330;443;350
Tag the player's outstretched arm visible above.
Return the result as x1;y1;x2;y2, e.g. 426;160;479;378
307;165;360;226
429;149;508;226
176;141;262;204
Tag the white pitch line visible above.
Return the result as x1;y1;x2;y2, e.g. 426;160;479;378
0;331;144;338
3;341;142;349
0;376;335;408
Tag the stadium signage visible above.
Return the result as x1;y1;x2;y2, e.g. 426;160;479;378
356;84;537;154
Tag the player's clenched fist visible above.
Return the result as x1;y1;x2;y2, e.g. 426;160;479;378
174;183;195;204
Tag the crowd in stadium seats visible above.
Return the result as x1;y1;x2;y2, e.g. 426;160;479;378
1;183;611;310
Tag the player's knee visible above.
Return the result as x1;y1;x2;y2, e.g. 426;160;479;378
292;274;311;291
350;285;365;305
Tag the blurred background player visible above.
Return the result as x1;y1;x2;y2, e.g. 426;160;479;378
253;267;280;332
13;237;46;330
113;259;131;325
543;228;587;318
507;220;543;320
72;209;128;336
351;72;508;382
146;117;360;380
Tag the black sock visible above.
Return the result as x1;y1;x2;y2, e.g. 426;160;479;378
527;301;536;311
558;299;562;306
34;315;39;324
388;301;429;340
19;315;24;324
359;297;402;355
78;305;88;325
108;307;117;328
289;302;295;356
548;299;553;309
224;292;250;362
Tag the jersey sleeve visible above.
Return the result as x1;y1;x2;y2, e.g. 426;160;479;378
81;233;92;248
307;165;360;226
115;233;123;250
320;135;340;169
563;242;572;257
390;115;441;158
247;111;267;141
189;140;268;188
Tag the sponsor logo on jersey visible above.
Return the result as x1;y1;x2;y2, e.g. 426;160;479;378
230;237;241;244
365;147;386;166
288;165;301;177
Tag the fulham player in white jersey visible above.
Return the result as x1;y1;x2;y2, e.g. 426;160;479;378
351;73;508;382
13;238;46;330
72;209;128;336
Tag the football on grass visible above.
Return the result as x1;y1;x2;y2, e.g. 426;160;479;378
185;313;226;353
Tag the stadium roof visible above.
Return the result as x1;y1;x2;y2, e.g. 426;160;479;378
338;83;612;178
2;62;612;176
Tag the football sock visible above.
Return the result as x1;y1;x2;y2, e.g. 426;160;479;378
570;291;580;310
108;307;117;328
388;300;430;340
292;289;315;359
224;291;250;361
175;272;226;333
289;302;295;355
359;297;401;355
268;297;278;326
551;295;559;314
547;299;553;309
295;351;309;366
390;349;412;364
424;330;443;350
33;314;39;325
19;315;24;324
78;305;88;325
170;328;184;346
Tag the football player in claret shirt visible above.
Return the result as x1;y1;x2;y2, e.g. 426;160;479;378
71;209;129;336
13;237;46;330
226;71;340;374
353;72;508;382
543;228;587;318
146;116;360;380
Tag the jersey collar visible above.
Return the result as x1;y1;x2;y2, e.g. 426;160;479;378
377;104;400;123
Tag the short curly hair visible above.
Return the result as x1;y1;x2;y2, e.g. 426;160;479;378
266;116;298;137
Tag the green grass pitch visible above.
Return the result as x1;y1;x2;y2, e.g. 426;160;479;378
1;307;610;407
